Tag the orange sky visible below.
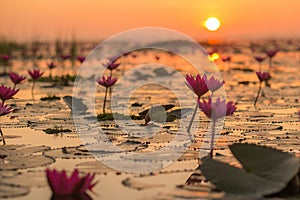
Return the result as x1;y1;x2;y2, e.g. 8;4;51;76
1;0;300;41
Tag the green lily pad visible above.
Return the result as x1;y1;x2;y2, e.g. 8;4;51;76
200;156;284;196
0;183;29;198
0;155;55;170
201;143;300;196
229;143;299;184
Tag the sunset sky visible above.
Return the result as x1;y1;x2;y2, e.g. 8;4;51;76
1;0;300;41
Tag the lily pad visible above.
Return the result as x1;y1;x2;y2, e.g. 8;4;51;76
44;146;93;159
200;143;300;197
0;183;29;198
0;145;50;156
0;155;55;170
200;156;284;196
76;161;116;174
122;177;164;190
1;170;47;187
229;143;299;184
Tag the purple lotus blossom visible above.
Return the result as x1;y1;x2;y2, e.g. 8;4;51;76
0;104;13;116
9;73;26;89
254;56;266;63
198;97;236;122
254;71;271;107
97;76;117;88
255;71;271;83
77;56;86;63
0;85;19;105
266;50;278;58
60;55;71;60
47;62;56;78
266;49;278;68
0;54;11;62
0;103;13;145
28;69;44;81
46;168;97;196
185;74;209;133
47;62;56;70
28;69;44;99
185;74;209;99
204;75;225;93
198;97;236;157
97;76;117;113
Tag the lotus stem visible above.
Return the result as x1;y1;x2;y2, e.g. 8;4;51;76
109;70;113;99
254;82;261;108
31;81;36;100
209;120;216;157
0;128;6;145
103;87;108;114
187;98;199;133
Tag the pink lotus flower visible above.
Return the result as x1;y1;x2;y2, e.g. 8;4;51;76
254;72;271;107
0;85;19;104
254;56;266;63
0;103;13;145
255;71;271;83
46;168;97;196
266;50;278;58
47;62;56;78
0;54;11;62
77;56;86;63
103;56;121;72
198;97;236;122
254;56;266;71
97;76;117;88
185;74;209;99
97;76;117;113
47;62;56;69
28;69;44;81
198;97;236;157
204;76;225;93
28;69;44;99
266;50;278;68
0;104;13;116
60;55;71;60
9;73;26;89
108;55;119;63
185;74;209;133
103;62;120;71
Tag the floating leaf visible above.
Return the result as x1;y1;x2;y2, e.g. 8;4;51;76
63;95;88;114
201;144;300;197
1;170;47;187
0;155;55;170
200;156;284;196
44;146;93;159
122;177;164;190
0;145;50;156
0;183;29;198
76;161;116;174
229;143;299;184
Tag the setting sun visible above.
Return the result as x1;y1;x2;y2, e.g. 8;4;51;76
204;17;221;32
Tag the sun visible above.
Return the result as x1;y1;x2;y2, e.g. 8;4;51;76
204;17;221;32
